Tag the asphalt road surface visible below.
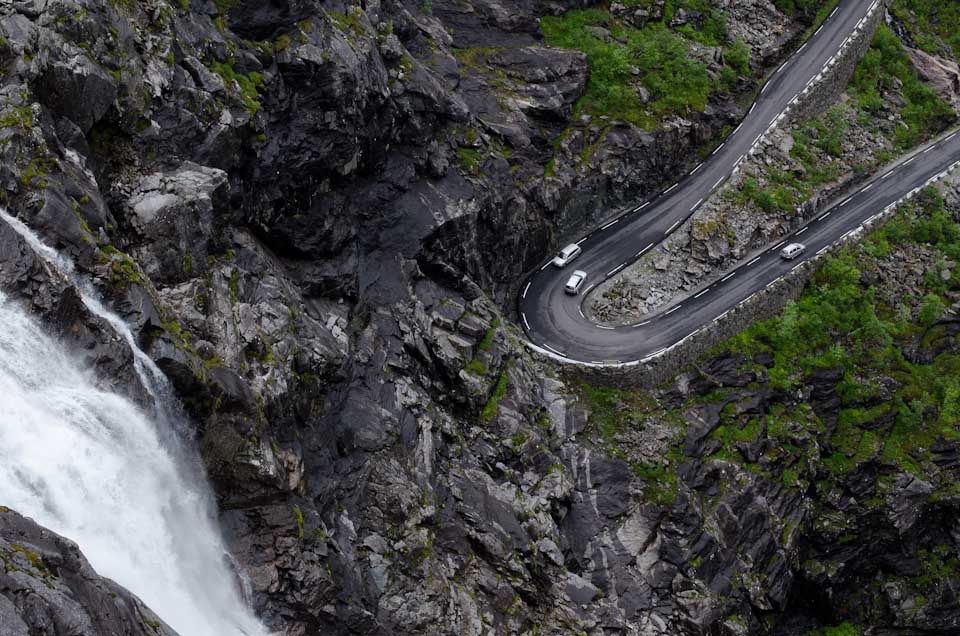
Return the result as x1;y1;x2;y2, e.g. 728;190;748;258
518;0;960;366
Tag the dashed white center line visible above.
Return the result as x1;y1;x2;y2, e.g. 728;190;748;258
818;211;831;221
753;133;762;145
665;305;682;316
747;256;761;267
636;243;654;257
796;226;808;236
721;272;736;282
522;282;530;298
690;198;703;211
693;287;711;299
667;220;681;233
601;218;620;230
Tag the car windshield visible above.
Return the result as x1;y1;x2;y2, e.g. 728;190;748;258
559;248;574;258
568;275;582;285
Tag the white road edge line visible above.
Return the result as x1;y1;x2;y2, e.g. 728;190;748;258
522;282;530;298
665;183;679;194
713;143;725;155
770;241;786;252
633;320;651;328
796;226;808;236
665;305;682;315
721;272;736;282
713;177;723;189
606;264;626;277
636;242;654;257
818;211;831;221
667;220;681;233
522;313;530;330
747;256;761;266
539;262;550;271
690;198;703;211
596;325;614;330
601;219;620;230
693;287;711;299
691;163;703;175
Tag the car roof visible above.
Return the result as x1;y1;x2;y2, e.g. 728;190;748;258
561;244;579;253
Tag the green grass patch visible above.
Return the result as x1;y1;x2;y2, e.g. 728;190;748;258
481;370;509;421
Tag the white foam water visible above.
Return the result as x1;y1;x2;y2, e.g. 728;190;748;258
0;210;266;636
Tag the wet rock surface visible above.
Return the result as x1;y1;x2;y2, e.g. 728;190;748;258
0;508;178;636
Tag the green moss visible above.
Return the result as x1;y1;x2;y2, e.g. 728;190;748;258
456;146;483;174
293;505;304;540
480;369;509;421
208;60;266;115
326;8;367;38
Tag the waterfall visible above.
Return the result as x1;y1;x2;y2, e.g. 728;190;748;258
0;211;267;636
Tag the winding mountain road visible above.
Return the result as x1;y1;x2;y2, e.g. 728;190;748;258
518;0;960;367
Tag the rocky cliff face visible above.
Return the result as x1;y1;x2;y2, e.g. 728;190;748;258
6;1;952;635
0;508;177;636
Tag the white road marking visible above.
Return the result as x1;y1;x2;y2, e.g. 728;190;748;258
839;197;851;207
578;306;585;319
665;305;682;316
606;264;626;277
817;246;830;256
636;242;654;257
633;320;651;328
690;198;703;211
539;262;550;271
796;226;808;236
770;241;786;252
860;184;873;193
691;163;703;175
734;123;743;134
577;237;588;245
749;103;756;114
830;6;838;17
713;177;723;189
818;211;831;221
904;156;915;165
693;287;711;299
947;132;958;142
761;83;769;95
721;271;736;283
667;220;681;233
522;313;530;330
718;310;730;320
815;24;824;35
596;325;615;330
665;183;679;194
791;262;805;272
881;170;894;180
636;201;650;211
712;143;725;155
777;61;789;73
923;146;935;154
747;256;761;266
522;282;530;298
543;344;565;356
601;219;620;230
798;42;808;53
766;279;779;289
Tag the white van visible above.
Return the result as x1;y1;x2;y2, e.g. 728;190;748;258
552;244;582;268
780;243;806;260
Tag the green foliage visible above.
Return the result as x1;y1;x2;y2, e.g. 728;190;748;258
850;25;954;149
540;7;745;129
326;8;367;38
209;60;265;115
891;0;960;58
918;293;945;327
480;370;509;421
293;505;304;540
456;146;483;173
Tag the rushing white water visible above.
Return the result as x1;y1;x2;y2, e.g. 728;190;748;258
0;211;266;636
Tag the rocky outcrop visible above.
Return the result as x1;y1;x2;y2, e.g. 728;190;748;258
0;508;177;636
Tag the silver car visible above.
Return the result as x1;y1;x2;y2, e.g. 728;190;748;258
552;243;582;268
780;243;806;260
565;270;587;295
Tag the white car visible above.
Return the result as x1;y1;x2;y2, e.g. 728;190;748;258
564;270;587;295
780;243;806;260
552;243;582;268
